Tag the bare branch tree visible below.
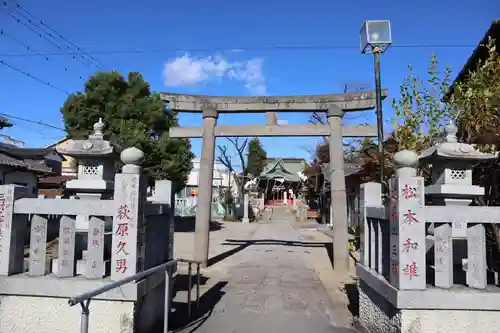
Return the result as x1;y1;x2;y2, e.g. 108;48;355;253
216;144;234;171
216;137;249;199
226;137;248;173
309;81;371;125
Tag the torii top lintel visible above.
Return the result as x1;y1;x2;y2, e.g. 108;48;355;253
160;89;387;113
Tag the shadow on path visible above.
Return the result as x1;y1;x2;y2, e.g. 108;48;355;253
208;238;335;267
174;217;224;233
344;282;359;318
169;273;228;332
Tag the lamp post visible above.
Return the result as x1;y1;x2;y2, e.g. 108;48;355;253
360;20;392;186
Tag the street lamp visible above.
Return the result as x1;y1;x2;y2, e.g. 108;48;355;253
360;20;392;186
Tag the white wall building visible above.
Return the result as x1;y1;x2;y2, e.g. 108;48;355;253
178;158;238;198
186;159;231;188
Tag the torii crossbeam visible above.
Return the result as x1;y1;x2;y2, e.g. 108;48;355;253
161;90;387;272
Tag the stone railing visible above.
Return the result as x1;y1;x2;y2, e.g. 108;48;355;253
0;147;175;333
359;182;389;278
357;149;500;333
360;157;495;291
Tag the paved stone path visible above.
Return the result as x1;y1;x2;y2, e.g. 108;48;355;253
173;217;358;333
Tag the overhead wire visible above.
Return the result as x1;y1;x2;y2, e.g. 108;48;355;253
0;112;65;131
0;1;100;96
0;59;71;95
1;29;85;80
0;43;478;58
9;121;63;140
13;2;100;67
1;1;100;69
0;3;475;150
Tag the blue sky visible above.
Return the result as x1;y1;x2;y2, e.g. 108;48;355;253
0;0;497;169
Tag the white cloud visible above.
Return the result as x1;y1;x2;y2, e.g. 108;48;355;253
163;53;267;95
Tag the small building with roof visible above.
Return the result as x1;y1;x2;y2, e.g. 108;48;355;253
0;142;65;196
319;161;365;226
258;157;308;205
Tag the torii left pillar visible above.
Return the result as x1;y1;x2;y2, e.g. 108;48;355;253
327;105;349;272
194;107;218;267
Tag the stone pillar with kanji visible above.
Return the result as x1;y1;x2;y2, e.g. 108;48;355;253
389;150;426;290
111;147;147;281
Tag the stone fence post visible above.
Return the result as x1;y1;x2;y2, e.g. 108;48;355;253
148;179;175;262
389;150;426;290
242;193;250;223
111;147;147;281
359;182;382;268
0;185;28;276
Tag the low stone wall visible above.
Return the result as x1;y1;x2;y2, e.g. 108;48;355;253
0;296;135;333
358;279;401;333
0;272;166;333
357;265;500;333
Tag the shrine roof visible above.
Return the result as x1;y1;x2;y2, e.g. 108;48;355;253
259;158;306;182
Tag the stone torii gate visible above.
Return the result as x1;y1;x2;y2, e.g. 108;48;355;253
161;90;387;272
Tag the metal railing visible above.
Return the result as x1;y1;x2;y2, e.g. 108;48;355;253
68;258;201;333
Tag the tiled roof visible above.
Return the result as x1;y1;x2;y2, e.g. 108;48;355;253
0;144;64;160
39;175;75;185
0;146;54;173
0;152;26;168
446;20;500;99
23;159;53;173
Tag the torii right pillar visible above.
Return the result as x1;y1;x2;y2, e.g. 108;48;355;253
327;105;349;272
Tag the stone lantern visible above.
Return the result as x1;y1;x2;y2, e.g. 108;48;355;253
419;121;496;207
420;120;496;266
56;119;120;256
57;118;119;202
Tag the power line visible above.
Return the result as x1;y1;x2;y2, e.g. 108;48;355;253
0;112;65;131
13;2;100;66
1;1;100;69
3;9;66;53
0;43;478;58
0;59;71;95
1;29;85;80
12;4;96;68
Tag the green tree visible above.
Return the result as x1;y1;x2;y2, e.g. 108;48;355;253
245;137;267;177
391;53;456;152
348;53;455;183
450;38;500;258
60;71;194;187
451;38;500;152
